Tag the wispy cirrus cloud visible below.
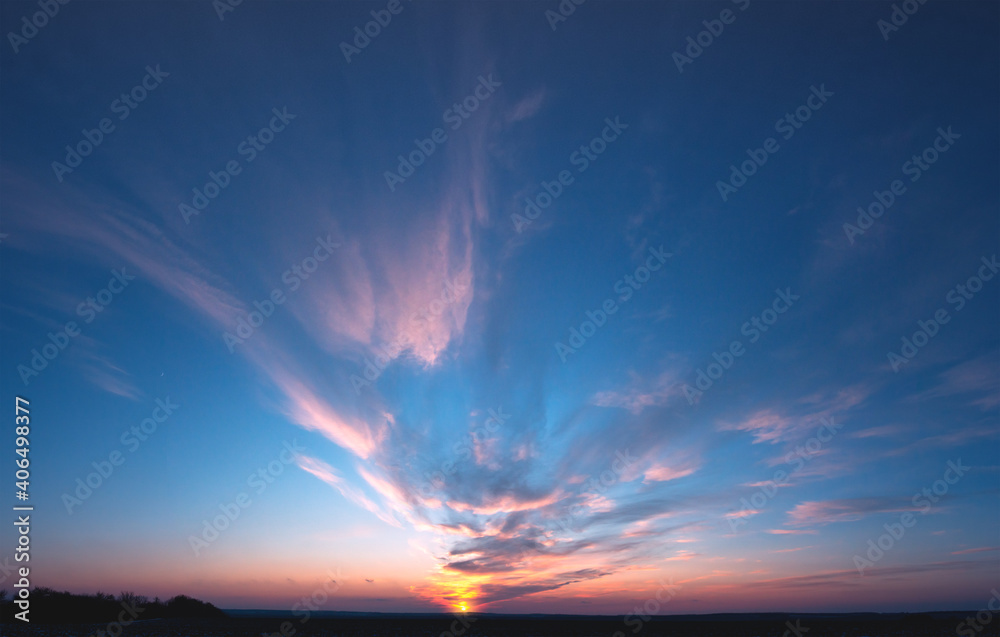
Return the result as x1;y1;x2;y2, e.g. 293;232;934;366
718;409;801;444
765;529;818;535
951;546;999;555
745;559;993;591
78;354;143;401
914;355;1000;410
269;366;386;460
295;455;403;528
849;424;907;439
785;498;922;528
644;464;697;483
506;88;547;124
592;369;683;415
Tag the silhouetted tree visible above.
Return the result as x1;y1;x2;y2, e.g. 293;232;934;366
2;588;226;624
118;590;148;607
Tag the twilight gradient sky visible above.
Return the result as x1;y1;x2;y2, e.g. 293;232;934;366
1;0;998;616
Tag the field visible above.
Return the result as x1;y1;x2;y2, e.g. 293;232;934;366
3;612;998;637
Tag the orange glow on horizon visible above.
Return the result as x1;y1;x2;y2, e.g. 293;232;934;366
415;566;490;614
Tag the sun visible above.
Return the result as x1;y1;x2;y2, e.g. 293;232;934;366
454;599;477;613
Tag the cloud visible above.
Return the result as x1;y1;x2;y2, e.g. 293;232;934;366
285;238;377;351
449;491;564;516
368;222;474;367
295;455;402;528
644;464;697;483
849;424;907;439
718;409;801;444
74;353;143;401
742;481;792;489
1;166;247;330
720;389;869;459
883;425;1000;457
747;560;991;590
765;529;817;535
916;355;1000;410
269;365;386;460
951;546;999;555
592;369;683;415
785;498;922;527
664;550;700;561
506;89;546;123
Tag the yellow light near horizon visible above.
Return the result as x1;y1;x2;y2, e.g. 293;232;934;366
426;568;485;614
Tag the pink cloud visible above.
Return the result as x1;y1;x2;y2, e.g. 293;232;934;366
592;370;683;414
287;238;377;350
920;356;1000;410
718;409;800;444
644;464;697;483
850;424;907;439
765;529;818;535
295;455;401;528
270;367;385;460
76;354;142;401
506;89;547;123
448;491;564;516
951;546;999;555
786;498;921;527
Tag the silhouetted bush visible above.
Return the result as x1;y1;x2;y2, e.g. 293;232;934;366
0;588;227;623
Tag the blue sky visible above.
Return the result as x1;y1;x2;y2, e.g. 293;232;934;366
1;0;997;615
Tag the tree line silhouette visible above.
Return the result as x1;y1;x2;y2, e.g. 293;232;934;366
0;588;227;623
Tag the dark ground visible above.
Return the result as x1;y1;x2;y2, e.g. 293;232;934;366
3;613;999;637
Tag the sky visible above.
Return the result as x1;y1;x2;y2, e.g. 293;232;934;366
0;0;998;617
